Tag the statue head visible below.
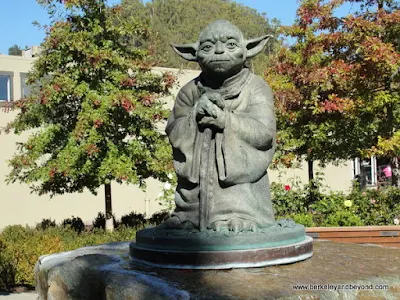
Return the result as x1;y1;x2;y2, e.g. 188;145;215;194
171;20;272;80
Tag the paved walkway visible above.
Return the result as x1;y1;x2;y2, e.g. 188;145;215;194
0;292;37;299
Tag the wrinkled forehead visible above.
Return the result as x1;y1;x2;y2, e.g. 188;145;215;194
199;21;244;44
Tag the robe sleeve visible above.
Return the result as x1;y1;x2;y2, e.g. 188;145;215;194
216;78;276;185
165;83;202;184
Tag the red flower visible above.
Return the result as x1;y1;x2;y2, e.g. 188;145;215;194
284;185;291;191
93;99;101;107
121;98;135;112
94;119;103;128
120;78;136;88
49;168;57;178
140;95;153;107
86;144;99;156
53;84;61;92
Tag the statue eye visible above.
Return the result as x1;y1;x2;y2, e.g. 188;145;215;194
226;42;238;50
201;45;213;52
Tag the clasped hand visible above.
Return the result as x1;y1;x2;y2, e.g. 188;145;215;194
195;92;226;129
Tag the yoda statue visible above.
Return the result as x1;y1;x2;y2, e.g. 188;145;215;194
164;20;276;233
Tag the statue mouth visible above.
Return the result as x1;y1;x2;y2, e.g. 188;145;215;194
209;60;230;64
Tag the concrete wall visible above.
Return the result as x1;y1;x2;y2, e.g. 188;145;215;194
268;161;354;193
0;55;353;229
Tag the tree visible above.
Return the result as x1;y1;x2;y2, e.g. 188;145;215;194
265;0;400;189
2;0;175;230
8;45;23;56
265;0;359;192
120;0;280;74
340;0;400;186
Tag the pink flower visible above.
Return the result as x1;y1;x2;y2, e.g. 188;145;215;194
284;185;291;191
370;199;376;204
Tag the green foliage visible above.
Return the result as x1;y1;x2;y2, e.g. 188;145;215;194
7;44;23;56
148;210;170;226
271;182;309;216
277;213;315;227
120;0;280;74
35;218;56;230
0;239;15;290
0;209;177;289
92;212;119;229
61;216;85;233
349;185;400;225
4;0;174;206
272;182;400;227
120;211;146;229
323;211;365;227
0;225;63;288
290;213;315;227
0;225;137;289
266;0;400;180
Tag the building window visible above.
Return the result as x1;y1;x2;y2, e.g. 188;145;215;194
354;157;393;187
0;72;13;102
20;73;31;98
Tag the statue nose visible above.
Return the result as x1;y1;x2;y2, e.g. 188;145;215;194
215;42;224;54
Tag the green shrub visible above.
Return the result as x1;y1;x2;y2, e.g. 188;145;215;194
323;210;365;227
120;212;146;229
148;211;170;226
290;213;315;227
0;225;63;287
271;181;400;227
61;216;85;233
0;239;15;290
271;182;309;217
310;193;348;216
35;218;56;230
92;212;119;230
0;225;137;289
350;186;400;226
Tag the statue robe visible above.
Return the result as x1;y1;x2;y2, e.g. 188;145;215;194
166;68;276;231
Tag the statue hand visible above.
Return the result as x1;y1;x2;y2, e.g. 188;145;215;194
195;94;218;119
198;107;226;130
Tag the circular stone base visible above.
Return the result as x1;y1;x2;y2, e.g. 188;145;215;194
130;236;313;269
130;220;313;269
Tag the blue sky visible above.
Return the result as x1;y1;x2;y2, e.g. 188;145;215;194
0;0;359;55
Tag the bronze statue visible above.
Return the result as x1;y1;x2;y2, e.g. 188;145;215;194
164;20;276;233
131;20;312;269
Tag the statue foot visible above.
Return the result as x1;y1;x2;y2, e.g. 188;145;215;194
209;218;258;233
164;216;195;230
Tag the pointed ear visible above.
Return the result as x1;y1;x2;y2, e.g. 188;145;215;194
170;43;198;61
246;35;273;58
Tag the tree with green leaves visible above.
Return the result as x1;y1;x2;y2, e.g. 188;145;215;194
8;44;23;56
2;0;175;231
120;0;280;74
266;0;400;190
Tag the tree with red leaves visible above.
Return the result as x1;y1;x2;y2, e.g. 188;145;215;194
266;0;400;188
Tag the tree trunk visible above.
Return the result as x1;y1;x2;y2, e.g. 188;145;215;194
308;159;314;182
391;157;400;187
105;183;114;231
307;159;317;206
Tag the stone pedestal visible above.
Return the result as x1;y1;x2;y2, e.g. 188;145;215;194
35;241;400;300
